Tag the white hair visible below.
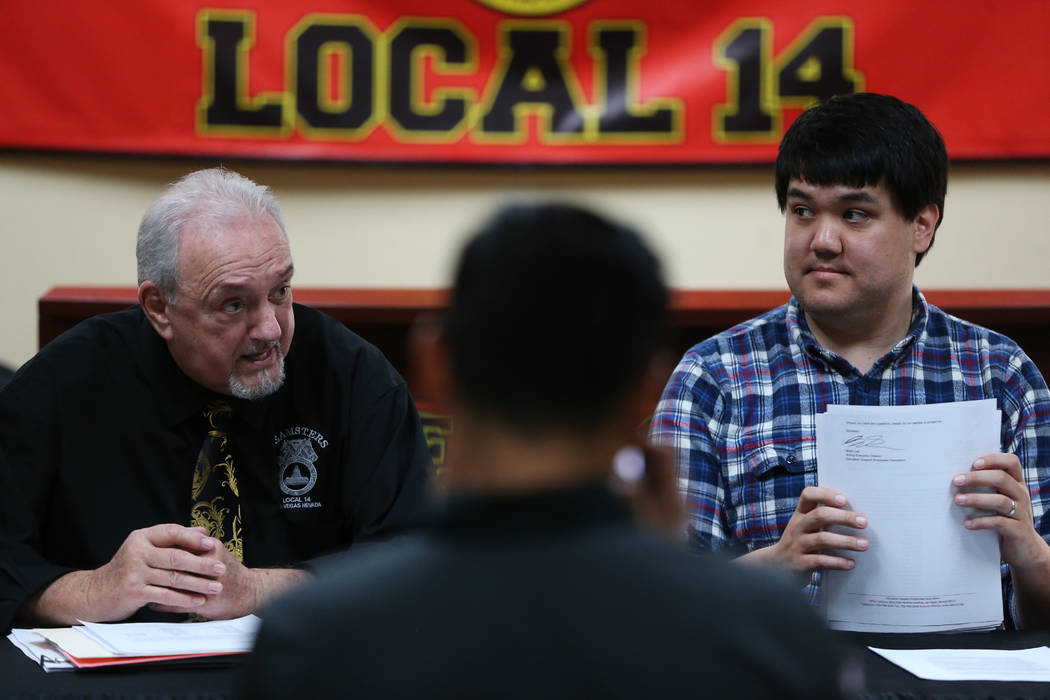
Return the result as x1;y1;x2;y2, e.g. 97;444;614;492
136;167;287;302
229;346;287;399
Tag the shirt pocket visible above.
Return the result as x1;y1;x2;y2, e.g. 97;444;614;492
727;442;814;551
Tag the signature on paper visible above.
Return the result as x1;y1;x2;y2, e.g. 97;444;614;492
843;434;903;451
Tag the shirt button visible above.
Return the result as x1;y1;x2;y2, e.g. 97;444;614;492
786;454;797;465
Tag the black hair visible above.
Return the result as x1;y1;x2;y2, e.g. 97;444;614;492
445;203;667;433
774;93;948;266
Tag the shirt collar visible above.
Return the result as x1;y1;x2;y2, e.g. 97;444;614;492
787;286;929;376
134;308;212;427
436;481;632;540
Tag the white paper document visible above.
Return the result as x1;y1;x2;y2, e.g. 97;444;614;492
9;615;259;672
76;615;260;656
869;646;1050;681
817;400;1003;632
6;629;74;672
33;626;113;659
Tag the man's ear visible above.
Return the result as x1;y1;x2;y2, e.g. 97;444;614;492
409;313;453;410
139;282;175;340
912;204;939;255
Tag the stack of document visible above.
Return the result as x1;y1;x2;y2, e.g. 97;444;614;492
816;399;1003;633
8;614;259;671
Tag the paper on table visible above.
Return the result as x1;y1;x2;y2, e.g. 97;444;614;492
7;629;74;672
869;646;1050;681
817;399;1003;633
24;625;244;670
34;626;113;658
77;615;260;656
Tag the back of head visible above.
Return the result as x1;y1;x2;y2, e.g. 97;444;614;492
445;203;667;434
774;92;948;265
136;167;287;300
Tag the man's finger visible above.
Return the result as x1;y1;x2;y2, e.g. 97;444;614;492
954;468;1024;495
149;567;225;596
143;546;227;579
804;553;858;571
803;505;868;532
797;486;849;513
963;513;1027;532
803;530;869;553
971;453;1024;481
141;584;207;609
140;523;217;553
954;491;1024;518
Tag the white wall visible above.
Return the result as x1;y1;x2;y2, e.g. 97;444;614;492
1;152;1047;370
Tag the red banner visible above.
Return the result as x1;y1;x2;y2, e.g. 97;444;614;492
2;1;1047;163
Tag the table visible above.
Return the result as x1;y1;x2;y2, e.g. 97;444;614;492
0;640;239;700
4;628;1049;699
844;629;1050;699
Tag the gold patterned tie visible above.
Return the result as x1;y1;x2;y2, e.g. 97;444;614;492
190;401;243;563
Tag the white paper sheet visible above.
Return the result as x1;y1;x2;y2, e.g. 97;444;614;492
33;626;114;658
7;629;74;671
817;400;1003;632
76;614;260;655
869;646;1050;681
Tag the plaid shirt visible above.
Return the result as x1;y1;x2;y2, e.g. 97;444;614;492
650;289;1050;615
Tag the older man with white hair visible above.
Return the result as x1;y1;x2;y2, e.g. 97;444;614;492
0;168;431;630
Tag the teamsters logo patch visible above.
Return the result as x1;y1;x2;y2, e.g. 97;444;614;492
274;427;328;510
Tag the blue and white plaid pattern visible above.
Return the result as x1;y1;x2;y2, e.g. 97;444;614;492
650;289;1050;612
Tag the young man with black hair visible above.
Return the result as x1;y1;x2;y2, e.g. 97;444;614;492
243;203;844;699
652;93;1050;628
